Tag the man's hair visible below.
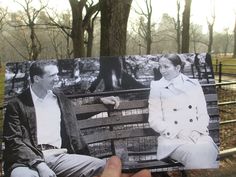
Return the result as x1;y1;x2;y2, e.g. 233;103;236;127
29;60;57;83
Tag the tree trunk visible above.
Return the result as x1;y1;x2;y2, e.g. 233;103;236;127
100;0;132;56
176;0;181;53
208;23;214;53
181;0;192;53
233;16;236;58
86;12;98;57
224;30;230;56
146;4;152;54
66;34;71;58
69;0;86;58
86;24;94;57
30;24;41;60
91;0;133;91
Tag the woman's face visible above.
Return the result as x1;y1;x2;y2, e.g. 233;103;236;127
159;57;181;81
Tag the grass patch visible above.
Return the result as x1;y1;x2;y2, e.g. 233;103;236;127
212;57;236;75
212;56;236;64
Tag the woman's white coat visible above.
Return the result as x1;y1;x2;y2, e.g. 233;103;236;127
148;74;214;159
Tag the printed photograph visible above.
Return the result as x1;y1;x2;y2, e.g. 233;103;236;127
3;53;219;176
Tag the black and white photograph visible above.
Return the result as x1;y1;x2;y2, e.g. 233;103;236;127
3;53;219;176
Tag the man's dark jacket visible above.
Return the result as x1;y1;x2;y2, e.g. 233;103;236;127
3;88;89;176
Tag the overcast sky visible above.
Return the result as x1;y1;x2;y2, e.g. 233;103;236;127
1;0;235;33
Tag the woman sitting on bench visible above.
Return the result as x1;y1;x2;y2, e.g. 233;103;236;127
148;54;218;169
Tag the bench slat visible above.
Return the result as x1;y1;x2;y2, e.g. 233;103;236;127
84;121;218;144
79;112;218;130
76;100;147;115
76;100;148;115
208;107;219;116
208;122;219;130
84;128;158;144
76;94;217;115
205;94;218;102
78;114;149;129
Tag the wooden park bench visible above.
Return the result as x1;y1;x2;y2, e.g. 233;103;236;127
0;83;220;176
67;82;220;174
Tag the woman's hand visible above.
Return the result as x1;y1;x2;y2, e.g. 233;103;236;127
177;129;192;141
177;130;201;143
190;130;201;143
99;156;151;177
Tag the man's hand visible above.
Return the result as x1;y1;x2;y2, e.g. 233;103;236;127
35;162;56;177
100;96;120;109
99;156;151;177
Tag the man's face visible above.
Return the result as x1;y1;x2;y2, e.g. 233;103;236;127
39;65;59;91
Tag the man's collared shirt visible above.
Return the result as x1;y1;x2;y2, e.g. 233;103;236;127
30;86;62;148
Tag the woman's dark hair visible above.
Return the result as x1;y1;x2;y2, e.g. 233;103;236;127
162;54;185;71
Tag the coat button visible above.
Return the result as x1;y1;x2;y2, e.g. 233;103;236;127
188;105;192;109
189;119;193;122
174;121;178;124
167;132;170;136
173;108;177;111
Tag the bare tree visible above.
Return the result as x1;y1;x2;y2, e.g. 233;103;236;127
0;7;7;64
3;12;35;60
176;0;181;53
69;0;99;58
84;2;99;57
43;10;73;58
134;0;153;54
9;0;48;60
190;24;206;52
181;0;192;53
233;15;236;58
155;13;179;53
0;8;7;30
222;28;232;56
47;0;99;58
207;16;215;54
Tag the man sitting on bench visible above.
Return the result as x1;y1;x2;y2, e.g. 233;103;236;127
3;60;120;177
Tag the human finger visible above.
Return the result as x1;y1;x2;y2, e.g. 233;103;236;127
100;156;122;177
